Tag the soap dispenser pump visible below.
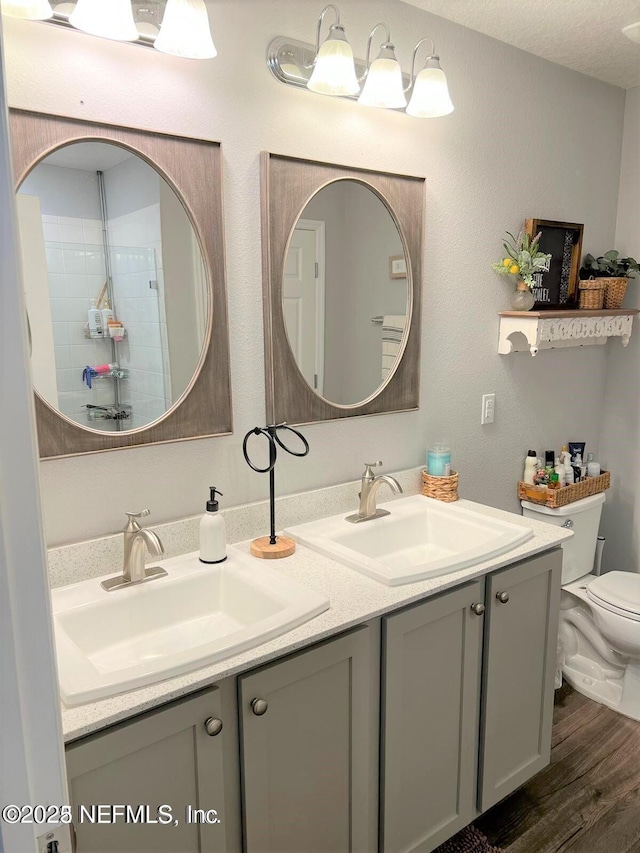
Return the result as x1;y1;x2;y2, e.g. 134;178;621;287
199;487;227;564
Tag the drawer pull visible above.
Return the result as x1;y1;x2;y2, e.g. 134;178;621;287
496;591;510;604
204;717;223;737
470;602;485;616
251;698;269;716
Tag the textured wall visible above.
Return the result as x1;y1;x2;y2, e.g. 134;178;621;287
4;1;625;546
599;87;640;573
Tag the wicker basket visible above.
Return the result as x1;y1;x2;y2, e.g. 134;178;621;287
422;470;459;502
518;471;610;509
603;277;629;309
578;279;606;310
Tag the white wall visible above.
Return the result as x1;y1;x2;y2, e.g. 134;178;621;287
4;1;626;547
599;86;640;573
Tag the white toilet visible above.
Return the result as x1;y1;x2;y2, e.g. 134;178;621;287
522;492;640;721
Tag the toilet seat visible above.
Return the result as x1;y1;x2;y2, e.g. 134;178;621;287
587;572;640;622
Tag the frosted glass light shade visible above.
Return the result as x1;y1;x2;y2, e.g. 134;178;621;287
154;0;217;59
1;0;53;19
358;54;407;109
69;0;138;41
622;22;640;44
308;26;359;96
407;59;454;117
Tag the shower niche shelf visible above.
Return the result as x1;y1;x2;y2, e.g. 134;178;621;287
498;308;639;356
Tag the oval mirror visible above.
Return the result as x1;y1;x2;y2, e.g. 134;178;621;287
282;179;409;407
17;141;209;433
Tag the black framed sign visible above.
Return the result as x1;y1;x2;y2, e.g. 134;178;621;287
525;219;584;309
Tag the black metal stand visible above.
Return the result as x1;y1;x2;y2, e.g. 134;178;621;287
242;423;309;557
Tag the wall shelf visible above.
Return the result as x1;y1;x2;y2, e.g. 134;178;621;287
498;308;639;356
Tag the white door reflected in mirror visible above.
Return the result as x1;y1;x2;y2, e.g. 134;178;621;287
283;180;410;407
17;141;209;433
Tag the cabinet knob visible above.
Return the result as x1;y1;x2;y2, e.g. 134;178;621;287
496;590;510;604
470;602;485;616
204;717;223;737
251;698;269;716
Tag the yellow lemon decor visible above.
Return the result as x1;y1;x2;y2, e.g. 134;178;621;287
493;229;553;311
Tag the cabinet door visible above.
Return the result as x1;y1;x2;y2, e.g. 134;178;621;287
66;684;241;853
381;580;485;853
239;625;378;853
479;549;562;812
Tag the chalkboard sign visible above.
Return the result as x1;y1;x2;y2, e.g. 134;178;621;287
525;219;584;309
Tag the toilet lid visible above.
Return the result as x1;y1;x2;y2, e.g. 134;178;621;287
587;572;640;618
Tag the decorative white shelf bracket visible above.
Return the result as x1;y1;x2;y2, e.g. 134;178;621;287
498;309;639;356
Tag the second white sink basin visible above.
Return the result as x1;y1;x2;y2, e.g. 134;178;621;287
52;548;329;706
284;494;533;586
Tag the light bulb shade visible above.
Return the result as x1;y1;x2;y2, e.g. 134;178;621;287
154;0;217;59
69;0;138;41
308;27;359;96
407;59;454;117
1;0;52;19
622;22;640;44
358;54;407;109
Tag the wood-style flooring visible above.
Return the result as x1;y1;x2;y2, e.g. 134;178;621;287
475;684;640;853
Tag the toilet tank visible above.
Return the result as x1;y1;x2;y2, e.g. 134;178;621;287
521;492;606;583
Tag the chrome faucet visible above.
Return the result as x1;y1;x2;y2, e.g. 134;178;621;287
346;461;403;524
101;510;167;592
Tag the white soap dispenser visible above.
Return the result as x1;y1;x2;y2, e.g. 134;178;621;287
199;486;227;564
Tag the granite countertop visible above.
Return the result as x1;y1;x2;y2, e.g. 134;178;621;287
59;497;572;743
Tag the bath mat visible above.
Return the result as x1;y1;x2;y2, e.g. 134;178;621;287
433;824;505;853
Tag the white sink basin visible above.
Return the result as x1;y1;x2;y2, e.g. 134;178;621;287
284;494;533;586
51;548;329;705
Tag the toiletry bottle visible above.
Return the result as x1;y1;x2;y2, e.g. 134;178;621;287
574;451;586;480
101;299;114;337
88;299;102;337
554;456;565;486
199;487;227;564
561;450;574;485
523;450;538;485
587;453;601;477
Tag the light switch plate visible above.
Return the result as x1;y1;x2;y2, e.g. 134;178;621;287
481;393;496;425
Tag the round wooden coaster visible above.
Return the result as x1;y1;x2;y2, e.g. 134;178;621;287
250;536;296;559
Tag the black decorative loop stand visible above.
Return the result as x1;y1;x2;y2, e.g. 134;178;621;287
242;423;310;559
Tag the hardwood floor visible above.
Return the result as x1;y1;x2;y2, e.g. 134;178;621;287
475;684;640;853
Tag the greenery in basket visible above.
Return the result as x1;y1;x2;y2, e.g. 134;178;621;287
580;250;640;279
492;231;552;288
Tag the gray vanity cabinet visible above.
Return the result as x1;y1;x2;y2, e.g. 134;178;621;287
238;625;379;853
478;549;562;811
380;579;485;853
66;685;241;853
380;549;562;853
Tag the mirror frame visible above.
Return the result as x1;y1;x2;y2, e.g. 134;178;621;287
261;152;424;424
11;109;232;458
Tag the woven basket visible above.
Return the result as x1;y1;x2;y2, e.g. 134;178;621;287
578;279;606;310
603;277;629;309
518;471;610;509
422;470;459;502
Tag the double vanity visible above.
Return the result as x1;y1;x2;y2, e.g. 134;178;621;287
54;475;571;853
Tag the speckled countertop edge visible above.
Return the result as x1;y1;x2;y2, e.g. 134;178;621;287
59;496;572;742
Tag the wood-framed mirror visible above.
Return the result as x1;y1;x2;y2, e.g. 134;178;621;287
261;152;424;425
11;109;232;458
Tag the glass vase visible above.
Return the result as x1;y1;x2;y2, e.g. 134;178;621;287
510;281;535;311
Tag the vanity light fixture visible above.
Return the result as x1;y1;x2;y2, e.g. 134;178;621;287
154;0;216;59
1;0;53;18
267;6;454;118
406;38;454;118
69;0;139;41
358;23;407;109
307;4;359;96
2;0;218;60
622;22;640;44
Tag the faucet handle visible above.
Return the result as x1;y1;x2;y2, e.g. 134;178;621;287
362;461;383;478
124;509;151;531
